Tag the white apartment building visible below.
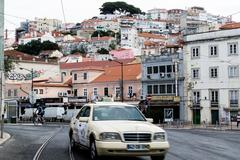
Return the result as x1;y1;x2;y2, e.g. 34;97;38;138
184;28;240;125
120;26;138;48
147;8;168;20
29;18;62;32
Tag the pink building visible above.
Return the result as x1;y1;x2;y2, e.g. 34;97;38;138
110;48;135;59
71;63;141;102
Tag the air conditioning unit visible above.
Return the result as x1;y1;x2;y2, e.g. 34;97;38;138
160;73;165;78
58;92;63;97
147;75;151;79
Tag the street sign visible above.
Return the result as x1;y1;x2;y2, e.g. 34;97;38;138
164;108;174;122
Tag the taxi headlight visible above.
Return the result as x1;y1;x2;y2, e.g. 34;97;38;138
153;132;167;142
99;132;121;141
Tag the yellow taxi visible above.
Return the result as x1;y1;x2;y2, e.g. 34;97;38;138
69;102;169;160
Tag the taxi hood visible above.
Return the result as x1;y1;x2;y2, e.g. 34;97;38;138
92;121;165;133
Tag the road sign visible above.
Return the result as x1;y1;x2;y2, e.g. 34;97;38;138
164;108;174;122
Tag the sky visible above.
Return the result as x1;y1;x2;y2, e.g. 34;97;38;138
3;0;240;35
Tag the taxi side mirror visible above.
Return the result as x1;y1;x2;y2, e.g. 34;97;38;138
146;118;153;123
79;117;89;122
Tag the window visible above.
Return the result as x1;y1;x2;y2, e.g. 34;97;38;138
229;90;238;106
209;67;218;78
39;89;43;94
128;86;133;97
228;65;239;78
76;106;91;119
191;46;200;58
153;66;158;74
167;84;172;93
8;90;11;97
147;85;152;94
210;90;219;103
83;72;87;80
115;87;120;97
34;89;38;94
153;85;158;94
209;45;218;57
147;67;152;74
228;42;238;55
74;73;77;80
74;89;78;97
159;66;165;73
13;89;18;97
193;91;200;104
160;85;166;94
104;87;108;96
83;89;88;97
93;88;98;96
192;68;200;79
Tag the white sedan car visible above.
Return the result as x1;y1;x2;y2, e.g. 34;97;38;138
69;102;170;160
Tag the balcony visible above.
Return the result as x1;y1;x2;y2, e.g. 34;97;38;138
211;100;219;108
230;99;238;107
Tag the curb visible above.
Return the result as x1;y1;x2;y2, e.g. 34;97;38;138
0;132;11;146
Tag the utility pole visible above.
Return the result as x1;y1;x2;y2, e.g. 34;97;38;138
0;0;5;138
173;60;179;96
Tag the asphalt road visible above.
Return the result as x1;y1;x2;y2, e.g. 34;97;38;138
1;124;240;160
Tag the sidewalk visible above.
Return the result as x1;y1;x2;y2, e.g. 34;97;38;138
157;123;240;131
0;132;11;145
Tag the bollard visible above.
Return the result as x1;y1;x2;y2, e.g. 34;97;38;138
1;114;4;138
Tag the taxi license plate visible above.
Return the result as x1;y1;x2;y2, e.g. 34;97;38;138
127;144;149;151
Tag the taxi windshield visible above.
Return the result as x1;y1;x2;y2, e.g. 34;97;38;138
93;105;146;121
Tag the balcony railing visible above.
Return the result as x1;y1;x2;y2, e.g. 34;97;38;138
230;100;238;104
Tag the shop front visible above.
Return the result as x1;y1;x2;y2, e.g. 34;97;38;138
147;95;180;123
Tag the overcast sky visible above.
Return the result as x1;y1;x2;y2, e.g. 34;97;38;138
4;0;240;32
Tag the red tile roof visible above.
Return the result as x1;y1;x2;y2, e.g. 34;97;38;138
220;22;240;30
4;50;42;61
138;32;166;40
89;36;113;42
60;58;136;70
34;77;72;87
5;50;58;63
92;63;141;83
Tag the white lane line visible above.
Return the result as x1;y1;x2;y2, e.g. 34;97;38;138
33;127;62;160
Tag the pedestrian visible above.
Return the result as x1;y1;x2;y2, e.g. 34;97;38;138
237;113;240;128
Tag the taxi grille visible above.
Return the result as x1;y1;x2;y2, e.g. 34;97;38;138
123;133;151;142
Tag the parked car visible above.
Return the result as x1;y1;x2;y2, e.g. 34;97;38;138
63;109;81;121
69;102;169;160
44;107;65;121
21;108;37;121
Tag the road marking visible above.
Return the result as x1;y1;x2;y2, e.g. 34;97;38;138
33;126;62;160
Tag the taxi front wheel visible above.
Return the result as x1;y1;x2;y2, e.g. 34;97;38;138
151;155;165;160
90;140;101;160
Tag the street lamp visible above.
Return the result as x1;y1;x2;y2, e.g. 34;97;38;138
108;59;124;102
20;67;34;107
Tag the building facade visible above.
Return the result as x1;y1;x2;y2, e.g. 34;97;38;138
141;49;184;123
184;28;240;124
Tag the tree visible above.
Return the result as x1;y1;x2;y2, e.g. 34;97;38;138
91;30;115;38
109;42;116;50
16;40;60;56
97;48;109;54
17;40;42;56
41;41;60;51
4;57;14;73
100;1;142;15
